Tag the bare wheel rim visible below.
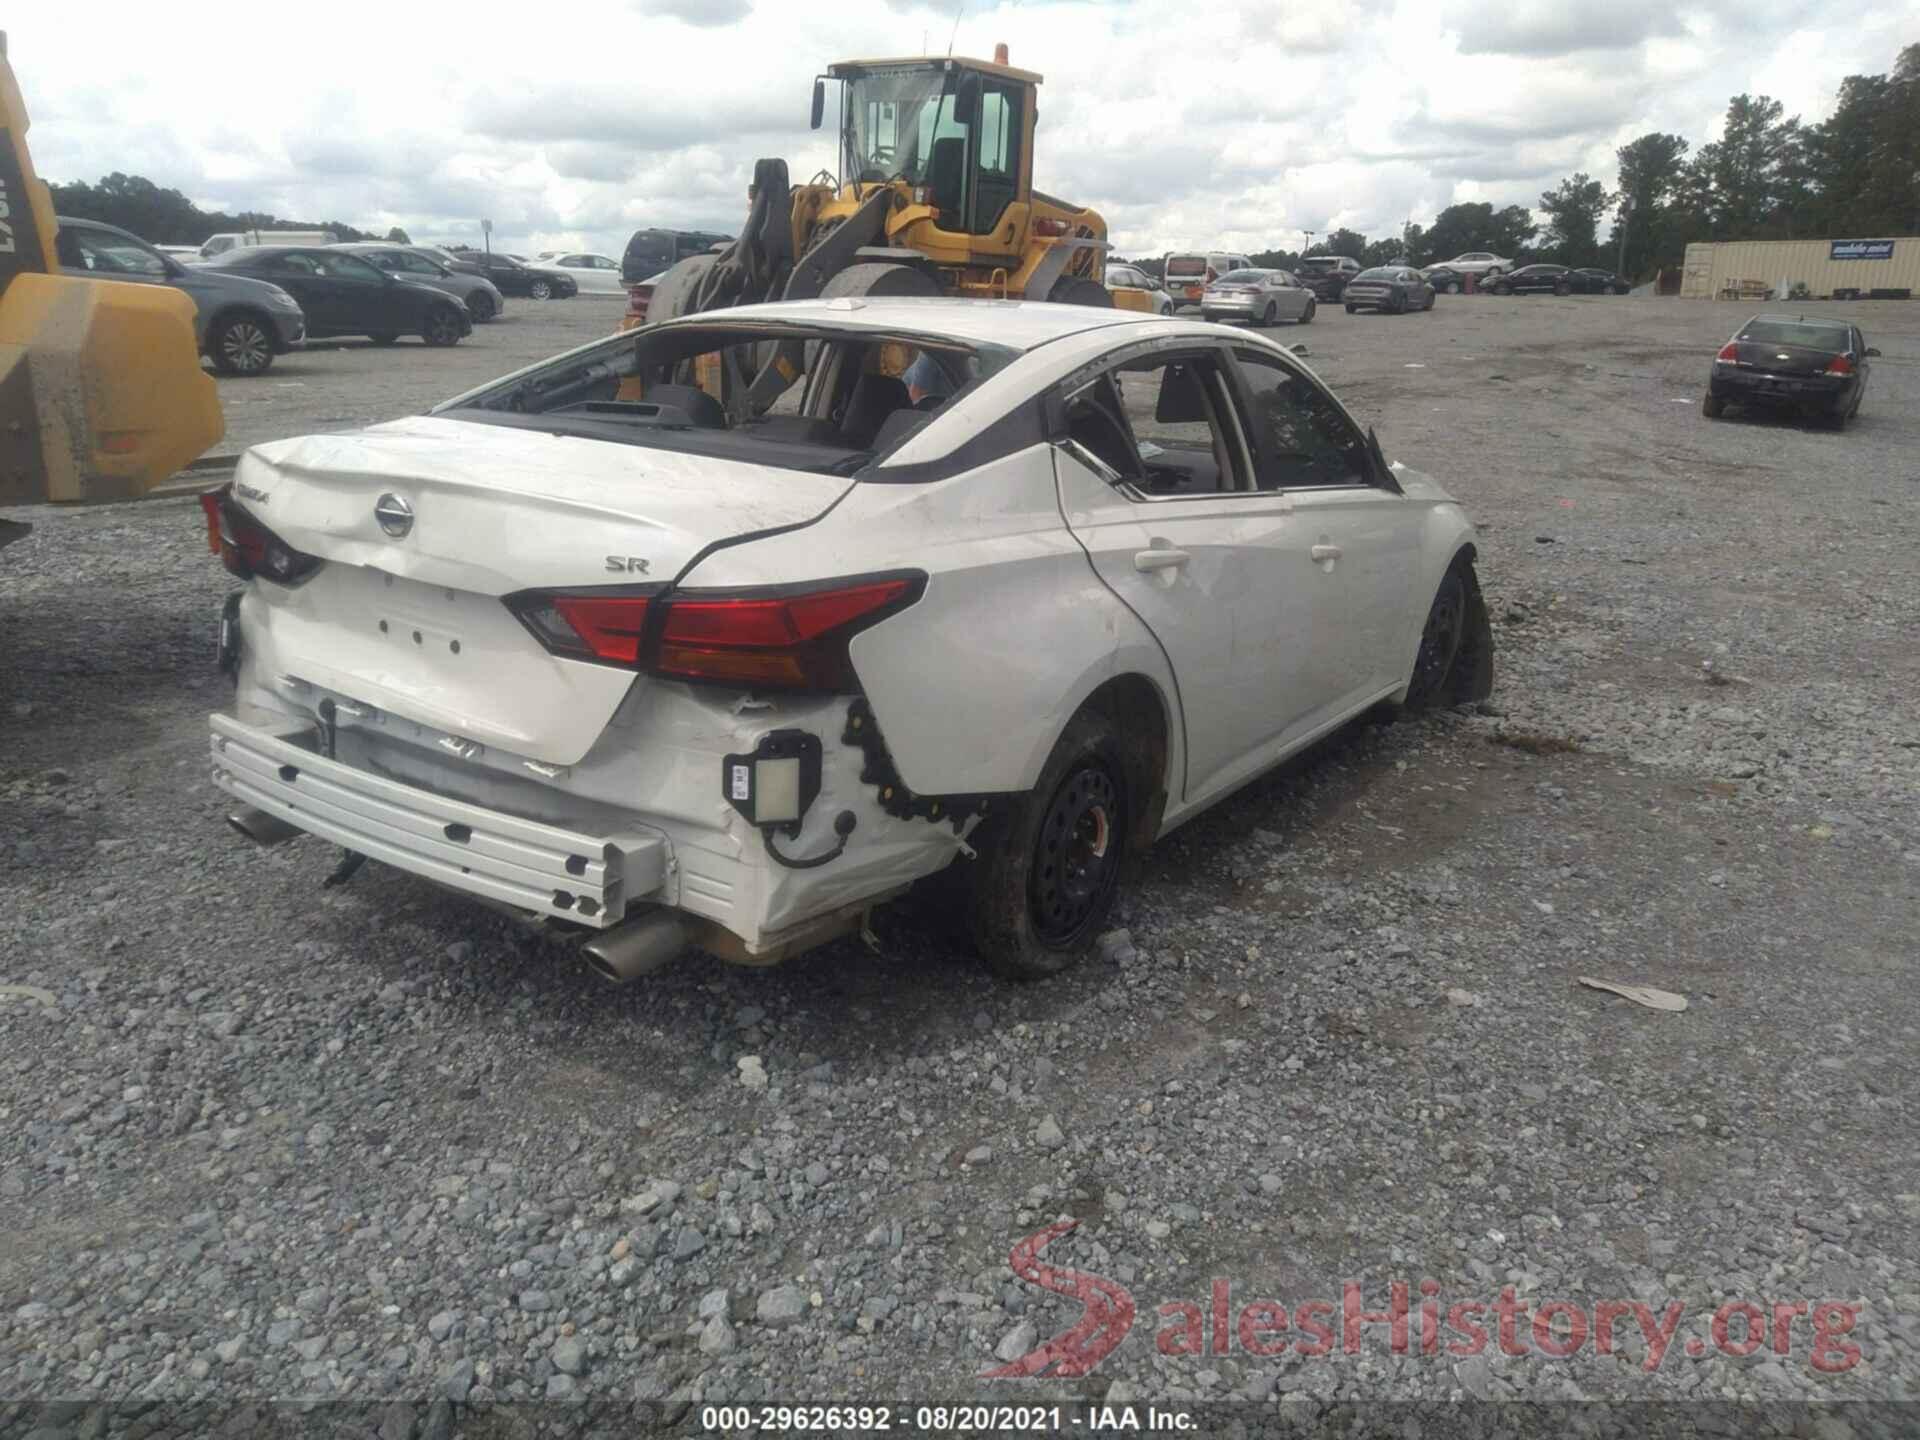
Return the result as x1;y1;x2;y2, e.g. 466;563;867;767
1412;572;1466;701
222;321;270;373
1030;763;1122;946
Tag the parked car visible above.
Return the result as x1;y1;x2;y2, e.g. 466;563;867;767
621;228;733;285
196;246;472;347
1344;266;1435;314
464;252;579;300
334;243;507;322
199;229;338;260
1436;252;1511;278
1703;313;1877;429
1422;265;1468;294
1163;251;1252;311
418;245;491;279
1202;268;1315;326
1572;267;1632;295
1295;255;1361;301
1105;263;1174;315
1489;264;1577;296
203;298;1492;983
54;215;307;376
531;253;625;294
156;244;202;261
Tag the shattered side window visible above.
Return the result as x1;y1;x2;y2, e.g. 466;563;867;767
1232;350;1371;491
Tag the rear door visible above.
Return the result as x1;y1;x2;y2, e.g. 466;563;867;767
1051;344;1325;803
256;251;342;329
312;251;400;332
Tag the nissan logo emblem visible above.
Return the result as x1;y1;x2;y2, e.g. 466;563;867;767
374;494;414;538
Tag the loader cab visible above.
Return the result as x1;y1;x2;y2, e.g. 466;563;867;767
820;54;1038;242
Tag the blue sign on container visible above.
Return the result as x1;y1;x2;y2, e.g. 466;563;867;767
1830;240;1895;261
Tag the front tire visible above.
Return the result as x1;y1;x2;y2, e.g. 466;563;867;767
528;279;553;300
208;314;275;376
1301;299;1316;324
1406;565;1468;709
467;290;496;322
1554;281;1572;296
1346;304;1358;314
967;712;1131;981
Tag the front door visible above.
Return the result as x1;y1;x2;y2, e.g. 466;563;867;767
1051;347;1329;804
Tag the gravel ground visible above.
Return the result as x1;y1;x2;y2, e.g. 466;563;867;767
2;296;1918;1433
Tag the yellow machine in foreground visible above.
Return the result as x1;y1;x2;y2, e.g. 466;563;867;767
643;44;1112;412
0;33;220;551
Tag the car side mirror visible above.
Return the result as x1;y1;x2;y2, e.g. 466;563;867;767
810;78;826;130
1864;347;1881;358
956;71;980;116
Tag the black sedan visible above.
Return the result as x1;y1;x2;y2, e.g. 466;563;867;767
462;252;578;300
1704;314;1878;429
1423;265;1468;294
1343;266;1434;314
198;247;472;346
1489;264;1578;295
1572;267;1632;294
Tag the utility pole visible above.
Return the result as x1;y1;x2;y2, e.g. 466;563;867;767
1615;198;1629;279
1302;230;1315;255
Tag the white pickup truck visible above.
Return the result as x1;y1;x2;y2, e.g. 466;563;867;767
198;229;338;260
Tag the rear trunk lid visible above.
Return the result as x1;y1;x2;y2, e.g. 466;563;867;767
231;414;852;765
1730;340;1844;377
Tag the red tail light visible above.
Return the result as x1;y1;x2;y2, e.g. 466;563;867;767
625;282;655;323
1715;342;1743;364
198;483;322;585
506;573;924;692
1823;354;1854;376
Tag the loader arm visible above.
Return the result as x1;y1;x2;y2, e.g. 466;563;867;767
1;31;221;546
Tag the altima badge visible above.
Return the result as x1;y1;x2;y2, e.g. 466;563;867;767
374;493;414;538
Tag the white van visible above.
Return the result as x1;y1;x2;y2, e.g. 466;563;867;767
198;229;339;260
1163;251;1252;311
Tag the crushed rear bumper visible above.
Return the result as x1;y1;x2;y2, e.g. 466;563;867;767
210;710;668;927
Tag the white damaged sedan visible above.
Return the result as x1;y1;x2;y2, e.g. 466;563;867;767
203;297;1492;982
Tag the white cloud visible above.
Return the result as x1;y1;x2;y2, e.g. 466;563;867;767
13;0;1920;260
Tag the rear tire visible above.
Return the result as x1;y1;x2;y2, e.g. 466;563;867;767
1048;275;1115;307
1702;393;1724;418
1554;281;1572;296
422;306;464;347
209;313;275;376
1301;299;1315;324
1423;290;1436;311
1261;302;1277;327
1492;282;1511;296
966;712;1131;981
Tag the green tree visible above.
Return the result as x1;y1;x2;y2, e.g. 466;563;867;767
386;226;413;244
1537;173;1612;266
1323;227;1368;260
1608;132;1689;278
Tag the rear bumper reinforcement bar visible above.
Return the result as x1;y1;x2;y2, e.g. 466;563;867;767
209;712;667;927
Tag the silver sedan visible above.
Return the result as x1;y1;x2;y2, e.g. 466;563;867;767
1201;268;1316;327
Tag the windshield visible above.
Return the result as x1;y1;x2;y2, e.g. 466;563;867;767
844;66;963;185
1738;319;1851;350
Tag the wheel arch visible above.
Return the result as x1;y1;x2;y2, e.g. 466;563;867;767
1068;672;1175;851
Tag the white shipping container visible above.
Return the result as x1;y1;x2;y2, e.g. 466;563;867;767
1676;237;1920;300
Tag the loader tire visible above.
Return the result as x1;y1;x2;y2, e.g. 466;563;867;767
1047;276;1114;307
819;262;943;301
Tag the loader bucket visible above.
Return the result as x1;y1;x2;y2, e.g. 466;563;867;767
0;271;223;508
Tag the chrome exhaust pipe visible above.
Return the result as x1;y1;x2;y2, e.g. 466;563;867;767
227;806;303;847
581;909;688;985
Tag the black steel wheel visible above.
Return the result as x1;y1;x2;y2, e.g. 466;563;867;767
967;711;1132;980
209;314;274;376
1406;566;1467;708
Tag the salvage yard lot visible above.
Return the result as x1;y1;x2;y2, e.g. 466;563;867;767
2;297;1918;1413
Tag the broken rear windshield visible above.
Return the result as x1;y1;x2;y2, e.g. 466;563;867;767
1737;320;1852;350
434;324;1018;474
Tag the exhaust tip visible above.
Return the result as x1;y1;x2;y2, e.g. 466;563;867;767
581;910;688;985
227;806;303;847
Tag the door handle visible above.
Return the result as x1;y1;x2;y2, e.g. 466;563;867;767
1134;547;1191;572
1311;544;1342;562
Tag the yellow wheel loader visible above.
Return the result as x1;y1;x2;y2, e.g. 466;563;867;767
638;44;1112;415
0;32;220;553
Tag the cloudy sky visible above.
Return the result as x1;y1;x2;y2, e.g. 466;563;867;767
13;1;1919;260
